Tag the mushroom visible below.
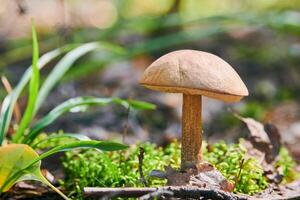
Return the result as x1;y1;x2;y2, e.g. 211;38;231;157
139;50;248;170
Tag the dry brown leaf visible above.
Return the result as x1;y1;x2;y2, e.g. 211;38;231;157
161;162;234;192
235;114;281;163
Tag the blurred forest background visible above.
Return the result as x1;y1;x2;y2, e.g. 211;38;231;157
1;0;300;161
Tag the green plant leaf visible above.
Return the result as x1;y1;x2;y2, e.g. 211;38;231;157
0;141;126;199
12;22;40;143
0;44;77;146
38;140;128;161
128;100;156;110
0;144;70;200
31;133;90;149
109;98;156;110
34;42;103;114
34;42;126;114
23;97;154;145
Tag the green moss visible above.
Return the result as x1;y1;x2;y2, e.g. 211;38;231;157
61;141;181;199
203;141;268;195
275;147;300;183
61;140;298;198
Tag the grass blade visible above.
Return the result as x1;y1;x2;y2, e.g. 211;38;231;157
118;99;156;110
12;22;40;143
0;141;127;195
38;140;128;160
23;97;154;145
1;76;21;123
31;133;90;149
34;42;102;114
0;45;77;146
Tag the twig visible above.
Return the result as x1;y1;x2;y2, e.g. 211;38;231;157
84;186;248;200
1;76;21;123
139;188;173;200
229;108;243;121
138;147;148;187
85;187;155;198
234;158;245;190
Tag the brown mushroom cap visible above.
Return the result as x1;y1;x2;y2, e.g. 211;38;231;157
140;50;248;102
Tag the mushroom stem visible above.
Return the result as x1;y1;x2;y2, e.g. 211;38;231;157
181;94;202;169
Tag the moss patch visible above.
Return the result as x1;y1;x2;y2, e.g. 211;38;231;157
61;140;298;199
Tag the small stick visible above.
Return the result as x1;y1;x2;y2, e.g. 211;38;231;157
84;186;248;200
139;188;173;200
138;147;148;187
1;76;21;123
85;187;155;198
228;107;243;121
234;158;245;190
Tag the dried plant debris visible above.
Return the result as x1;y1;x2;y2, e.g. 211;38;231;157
254;180;300;199
157;162;234;192
192;162;235;192
234;114;281;163
84;186;248;200
236;115;300;195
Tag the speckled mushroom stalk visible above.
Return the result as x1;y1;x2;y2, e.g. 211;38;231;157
182;94;202;169
140;50;248;170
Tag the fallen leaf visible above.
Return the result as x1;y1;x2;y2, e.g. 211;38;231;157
265;123;281;162
0;144;69;200
161;163;234;192
192;162;234;192
235;114;281;163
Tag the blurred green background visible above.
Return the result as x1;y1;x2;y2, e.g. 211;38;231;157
1;0;300;160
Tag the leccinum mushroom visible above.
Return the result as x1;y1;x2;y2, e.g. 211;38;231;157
139;50;248;170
